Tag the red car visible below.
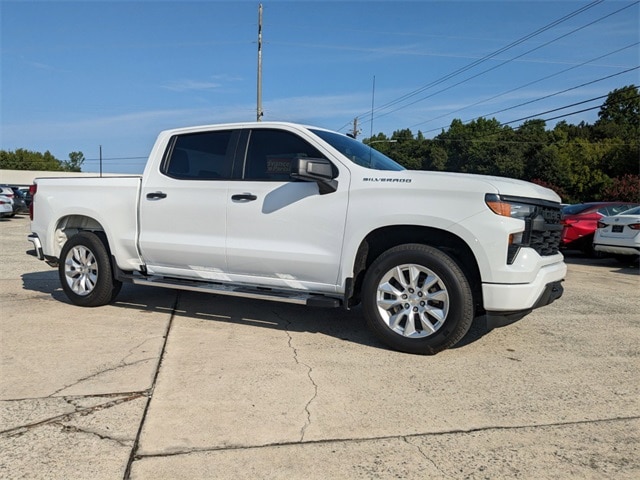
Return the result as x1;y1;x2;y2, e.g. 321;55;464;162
561;202;639;254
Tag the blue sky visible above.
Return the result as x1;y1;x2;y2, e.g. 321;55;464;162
1;0;638;173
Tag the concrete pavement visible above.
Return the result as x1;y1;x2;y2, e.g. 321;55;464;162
1;215;638;479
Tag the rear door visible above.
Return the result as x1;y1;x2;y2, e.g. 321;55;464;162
138;128;240;279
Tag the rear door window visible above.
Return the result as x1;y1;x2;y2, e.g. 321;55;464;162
164;130;238;180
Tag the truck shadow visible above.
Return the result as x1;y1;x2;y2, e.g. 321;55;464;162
21;271;494;354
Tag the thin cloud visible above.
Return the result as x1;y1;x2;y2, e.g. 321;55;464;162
161;74;245;92
162;79;223;92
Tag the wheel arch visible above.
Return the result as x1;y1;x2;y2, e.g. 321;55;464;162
52;215;108;259
349;225;483;313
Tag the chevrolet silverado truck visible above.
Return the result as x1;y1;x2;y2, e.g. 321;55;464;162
28;122;566;354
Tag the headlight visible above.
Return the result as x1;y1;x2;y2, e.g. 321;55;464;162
485;194;536;219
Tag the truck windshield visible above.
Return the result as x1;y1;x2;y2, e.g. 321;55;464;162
310;129;405;171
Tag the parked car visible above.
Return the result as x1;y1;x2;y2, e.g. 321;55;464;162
593;206;640;264
20;188;33;208
0;195;14;218
560;202;639;254
10;187;29;214
0;185;16;217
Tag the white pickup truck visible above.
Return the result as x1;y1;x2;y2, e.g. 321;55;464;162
28;122;566;354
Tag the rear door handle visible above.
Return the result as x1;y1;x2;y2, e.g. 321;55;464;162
146;192;167;199
231;194;257;202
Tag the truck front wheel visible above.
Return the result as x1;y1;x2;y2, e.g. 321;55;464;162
362;244;474;355
58;231;122;307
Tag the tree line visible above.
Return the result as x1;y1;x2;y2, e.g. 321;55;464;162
0;150;85;173
364;85;639;203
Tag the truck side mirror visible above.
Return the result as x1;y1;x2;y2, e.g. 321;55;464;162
291;157;338;195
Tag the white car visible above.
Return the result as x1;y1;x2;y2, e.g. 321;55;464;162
0;195;13;218
593;206;640;263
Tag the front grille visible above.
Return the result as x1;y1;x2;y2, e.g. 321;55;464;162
522;204;562;257
509;203;562;263
530;226;562;256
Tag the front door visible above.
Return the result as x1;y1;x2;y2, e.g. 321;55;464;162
225;128;349;291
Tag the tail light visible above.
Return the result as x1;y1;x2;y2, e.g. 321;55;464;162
629;223;640;230
29;184;37;220
596;221;607;229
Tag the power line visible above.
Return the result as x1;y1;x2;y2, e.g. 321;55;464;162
416;67;639;135
499;93;610;126
84;156;147;161
372;1;639;123
431;91;640;143
371;0;605;116
408;42;640;130
339;0;605;130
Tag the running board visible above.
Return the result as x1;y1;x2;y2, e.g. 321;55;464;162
123;274;342;308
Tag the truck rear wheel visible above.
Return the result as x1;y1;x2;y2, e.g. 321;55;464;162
362;244;474;355
58;231;122;307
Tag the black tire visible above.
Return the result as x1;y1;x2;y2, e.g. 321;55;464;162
58;231;122;307
362;244;474;355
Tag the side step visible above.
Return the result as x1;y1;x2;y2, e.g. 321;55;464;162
121;274;342;308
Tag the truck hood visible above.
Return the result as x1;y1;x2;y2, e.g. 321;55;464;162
405;170;562;203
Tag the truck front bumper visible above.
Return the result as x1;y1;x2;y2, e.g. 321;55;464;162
482;259;566;327
482;260;566;311
485;280;563;328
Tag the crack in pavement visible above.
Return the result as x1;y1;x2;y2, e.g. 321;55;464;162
0;392;146;436
56;423;133;447
132;414;640;460
47;356;158;398
403;436;454;478
273;310;318;442
123;293;179;480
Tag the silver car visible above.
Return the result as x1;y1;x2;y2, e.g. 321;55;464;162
593;206;640;263
0;195;13;218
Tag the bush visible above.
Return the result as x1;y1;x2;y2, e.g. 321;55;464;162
601;174;640;202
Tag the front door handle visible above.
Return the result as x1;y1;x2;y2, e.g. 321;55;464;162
231;194;257;202
146;192;167;199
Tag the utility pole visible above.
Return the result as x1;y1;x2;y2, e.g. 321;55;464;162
351;117;361;138
256;3;264;121
99;145;103;177
370;75;376;139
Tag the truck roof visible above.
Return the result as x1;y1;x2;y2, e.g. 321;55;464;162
159;121;336;136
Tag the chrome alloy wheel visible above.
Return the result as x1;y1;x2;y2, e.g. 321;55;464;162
375;264;449;338
64;245;99;296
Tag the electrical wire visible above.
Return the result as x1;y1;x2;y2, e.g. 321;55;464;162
372;1;639;123
430;91;640;144
408;42;640;130
367;0;606;117
341;1;639;135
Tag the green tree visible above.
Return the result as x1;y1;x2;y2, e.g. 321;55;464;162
558;138;612;202
423;143;448;171
0;149;63;171
593;86;640;178
61;151;85;172
595;85;639;133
